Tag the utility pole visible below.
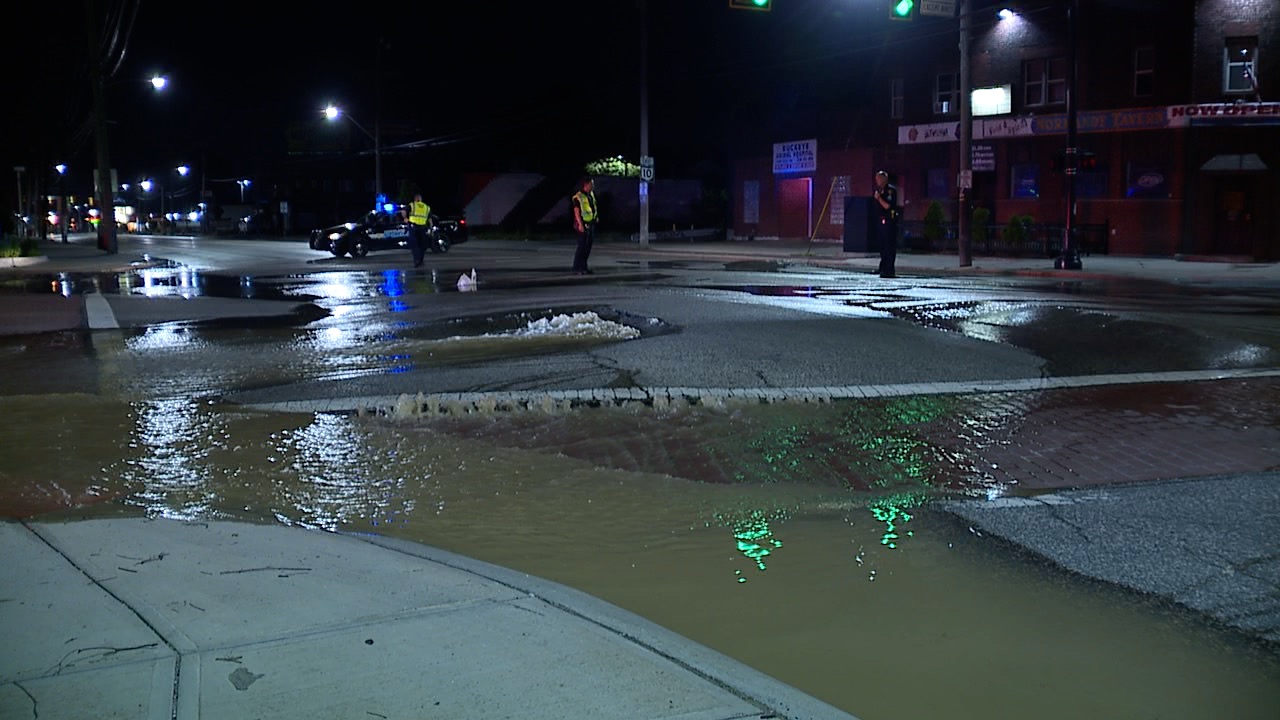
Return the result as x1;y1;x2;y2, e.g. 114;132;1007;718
374;37;384;206
86;0;117;253
638;0;650;247
1056;0;1082;269
957;0;972;266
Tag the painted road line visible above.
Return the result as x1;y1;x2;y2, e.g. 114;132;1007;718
84;292;119;329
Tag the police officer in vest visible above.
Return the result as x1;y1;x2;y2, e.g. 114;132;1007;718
571;176;597;274
872;170;899;278
407;193;431;267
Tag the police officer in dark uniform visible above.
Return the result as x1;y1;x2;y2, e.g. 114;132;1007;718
872;170;899;278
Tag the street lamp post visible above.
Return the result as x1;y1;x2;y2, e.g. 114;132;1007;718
236;179;251;203
55;164;69;243
324;105;381;207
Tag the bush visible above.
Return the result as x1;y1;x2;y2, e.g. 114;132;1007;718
923;201;946;244
1001;214;1034;244
0;237;40;258
972;207;990;245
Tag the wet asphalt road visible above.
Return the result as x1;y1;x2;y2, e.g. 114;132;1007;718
3;234;1280;649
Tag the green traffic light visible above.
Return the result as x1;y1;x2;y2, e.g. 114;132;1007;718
753;0;768;5
892;0;913;18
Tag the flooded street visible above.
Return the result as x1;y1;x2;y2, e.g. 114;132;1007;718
3;258;1280;719
5;391;1279;719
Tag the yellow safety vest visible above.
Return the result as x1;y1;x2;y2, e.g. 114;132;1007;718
409;200;430;226
574;191;597;223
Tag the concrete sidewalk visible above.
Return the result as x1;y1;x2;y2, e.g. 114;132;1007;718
1;517;854;720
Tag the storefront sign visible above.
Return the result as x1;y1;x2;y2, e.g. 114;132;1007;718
773;139;817;174
1167;102;1280;124
829;175;851;225
980;116;1033;138
900;103;1277;145
972;144;995;172
898;121;961;144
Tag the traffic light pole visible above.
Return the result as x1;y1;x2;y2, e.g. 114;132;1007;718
1056;0;1083;270
638;0;650;247
957;0;972;267
87;0;118;254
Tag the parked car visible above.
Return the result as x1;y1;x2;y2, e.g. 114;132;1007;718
309;209;467;257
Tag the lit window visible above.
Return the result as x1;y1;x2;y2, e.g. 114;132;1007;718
934;72;959;114
1224;37;1257;94
1134;46;1154;97
1023;57;1067;107
891;78;904;119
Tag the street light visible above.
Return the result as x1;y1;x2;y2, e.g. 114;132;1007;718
176;165;190;177
151;74;168;91
236;178;251;203
55;164;69;243
323;103;382;206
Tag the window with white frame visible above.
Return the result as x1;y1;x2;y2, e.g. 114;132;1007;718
891;78;904;119
1224;37;1258;94
934;72;959;114
1133;46;1154;97
1023;57;1067;107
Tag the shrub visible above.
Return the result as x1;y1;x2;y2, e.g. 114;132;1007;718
972;207;990;245
1001;214;1028;244
923;201;946;244
0;237;40;258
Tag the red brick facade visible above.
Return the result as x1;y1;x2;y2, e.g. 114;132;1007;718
731;0;1278;260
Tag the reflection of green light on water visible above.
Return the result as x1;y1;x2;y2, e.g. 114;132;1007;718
869;492;927;550
717;508;784;582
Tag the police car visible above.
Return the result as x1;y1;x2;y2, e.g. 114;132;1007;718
309;209;466;257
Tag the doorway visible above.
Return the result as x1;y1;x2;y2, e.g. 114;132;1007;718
777;177;812;240
1213;176;1256;257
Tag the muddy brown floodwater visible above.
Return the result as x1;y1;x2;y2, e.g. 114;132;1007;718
4;390;1279;720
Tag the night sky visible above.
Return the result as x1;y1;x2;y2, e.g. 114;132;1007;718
6;0;929;205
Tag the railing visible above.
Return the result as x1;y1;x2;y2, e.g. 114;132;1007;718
627;227;726;242
900;220;1109;257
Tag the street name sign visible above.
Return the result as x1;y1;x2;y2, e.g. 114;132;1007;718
920;0;956;17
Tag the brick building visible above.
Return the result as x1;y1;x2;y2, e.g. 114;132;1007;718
731;0;1278;259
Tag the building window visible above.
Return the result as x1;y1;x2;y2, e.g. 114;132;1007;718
1023;57;1067;107
934;72;959;114
1011;163;1040;199
891;78;904;119
1077;162;1108;199
927;168;949;199
1125;162;1169;199
1133;46;1154;97
1224;37;1258;94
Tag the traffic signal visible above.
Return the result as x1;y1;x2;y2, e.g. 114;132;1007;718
889;0;914;20
1049;151;1098;172
729;0;772;10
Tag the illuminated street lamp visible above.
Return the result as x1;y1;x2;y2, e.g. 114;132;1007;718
323;103;382;205
176;164;190;177
151;74;168;91
236;178;251;203
54;164;69;243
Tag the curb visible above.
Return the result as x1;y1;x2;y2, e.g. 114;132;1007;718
1;255;48;268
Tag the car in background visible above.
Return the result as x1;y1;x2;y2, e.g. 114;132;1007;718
309;208;467;258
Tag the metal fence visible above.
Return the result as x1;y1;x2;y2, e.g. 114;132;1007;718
901;221;1109;257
